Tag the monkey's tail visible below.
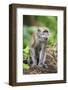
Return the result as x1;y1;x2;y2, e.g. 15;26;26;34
23;57;33;65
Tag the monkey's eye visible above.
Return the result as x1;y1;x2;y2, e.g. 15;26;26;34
43;30;48;33
38;29;40;32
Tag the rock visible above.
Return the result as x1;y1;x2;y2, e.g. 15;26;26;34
23;45;57;74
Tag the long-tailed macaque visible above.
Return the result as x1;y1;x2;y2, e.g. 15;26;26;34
30;27;49;68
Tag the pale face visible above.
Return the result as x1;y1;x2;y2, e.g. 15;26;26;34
37;27;49;41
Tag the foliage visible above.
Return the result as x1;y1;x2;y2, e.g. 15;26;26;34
23;26;37;48
23;46;30;59
23;64;30;70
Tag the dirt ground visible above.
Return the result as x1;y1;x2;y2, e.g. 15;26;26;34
23;46;57;74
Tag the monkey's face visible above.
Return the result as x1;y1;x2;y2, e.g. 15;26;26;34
37;27;49;42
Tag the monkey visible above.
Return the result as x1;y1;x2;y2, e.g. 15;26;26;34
30;27;49;68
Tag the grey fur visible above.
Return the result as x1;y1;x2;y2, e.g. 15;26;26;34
30;27;49;68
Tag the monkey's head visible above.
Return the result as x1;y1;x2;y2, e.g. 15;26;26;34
37;27;49;42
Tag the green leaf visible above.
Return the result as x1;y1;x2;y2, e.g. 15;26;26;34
23;64;30;70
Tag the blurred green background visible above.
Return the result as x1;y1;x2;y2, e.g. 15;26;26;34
23;15;57;70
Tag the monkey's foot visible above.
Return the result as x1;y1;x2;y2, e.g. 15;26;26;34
38;63;48;69
43;64;48;69
38;63;43;68
31;64;37;67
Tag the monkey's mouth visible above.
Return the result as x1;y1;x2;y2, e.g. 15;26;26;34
41;35;48;40
45;38;48;40
42;37;48;41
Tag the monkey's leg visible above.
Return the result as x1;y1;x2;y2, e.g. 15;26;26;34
30;48;37;67
42;53;48;68
38;49;48;68
38;49;44;67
